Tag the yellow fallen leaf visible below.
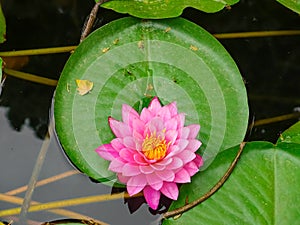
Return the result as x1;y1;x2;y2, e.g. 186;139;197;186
190;45;198;51
76;79;93;95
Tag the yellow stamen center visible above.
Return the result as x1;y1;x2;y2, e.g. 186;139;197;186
142;133;169;160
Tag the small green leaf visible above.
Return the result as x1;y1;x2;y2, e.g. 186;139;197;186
101;0;239;19
277;121;300;145
0;3;6;43
276;0;300;14
164;122;300;225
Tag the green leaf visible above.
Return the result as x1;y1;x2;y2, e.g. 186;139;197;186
277;121;300;145
0;3;6;43
276;0;300;14
164;141;300;224
54;17;248;185
101;0;239;19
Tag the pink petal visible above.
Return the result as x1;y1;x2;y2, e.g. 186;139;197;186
177;150;196;164
108;159;125;173
164;117;178;131
131;117;145;136
146;117;165;135
122;163;141;176
184;161;200;177
119;148;135;163
123;136;137;150
176;113;186;129
166;145;181;158
140;108;153;123
117;173;129;183
174;168;191;183
186;140;202;152
160;182;179;200
109;117;132;138
194;154;204;168
150;163;166;171
155;170;175;182
146;173;163;190
166;101;178;117
186;124;200;139
156;157;173;166
133;153;148;165
122;104;139;125
148;96;162;115
95;143;118;161
166;157;183;170
165;130;178;145
143;186;161;210
139;165;154;174
179;127;190;139
111;138;125;151
176;139;189;151
127;174;147;195
157;105;171;121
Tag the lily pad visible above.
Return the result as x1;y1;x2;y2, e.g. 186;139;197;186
54;17;248;185
163;123;300;225
101;0;239;18
276;0;300;14
277;121;300;145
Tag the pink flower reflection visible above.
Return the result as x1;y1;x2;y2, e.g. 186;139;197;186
96;97;203;210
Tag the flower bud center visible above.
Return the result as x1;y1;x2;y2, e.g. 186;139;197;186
142;133;168;160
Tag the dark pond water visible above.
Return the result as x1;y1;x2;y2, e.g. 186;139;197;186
0;0;299;224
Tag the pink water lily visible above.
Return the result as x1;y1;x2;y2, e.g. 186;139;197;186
96;97;203;210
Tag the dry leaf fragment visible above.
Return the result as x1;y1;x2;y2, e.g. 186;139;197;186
165;27;171;33
113;38;119;45
76;79;93;95
190;45;198;51
138;41;144;49
102;47;110;53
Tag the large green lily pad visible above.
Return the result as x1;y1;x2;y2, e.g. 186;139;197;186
163;122;300;224
54;17;248;185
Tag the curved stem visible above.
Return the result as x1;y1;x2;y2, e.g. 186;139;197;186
0;30;298;57
162;142;246;220
214;30;300;39
80;0;110;42
5;170;79;196
0;46;76;57
0;192;143;217
4;68;58;86
251;112;300;127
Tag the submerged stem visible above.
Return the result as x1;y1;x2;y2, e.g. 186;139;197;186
0;192;143;217
18;132;51;224
214;30;300;39
4;68;58;86
0;46;76;57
